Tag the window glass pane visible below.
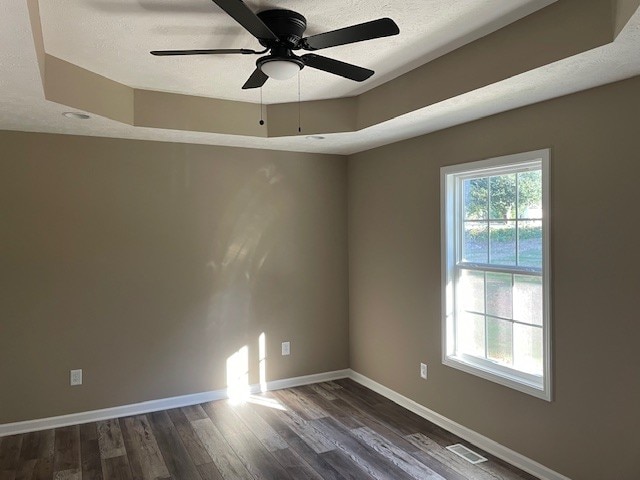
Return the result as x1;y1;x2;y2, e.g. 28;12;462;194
517;170;542;219
490;174;516;219
514;324;543;376
490;221;516;265
518;220;542;268
459;270;484;314
463;222;488;263
486;272;512;319
458;312;485;358
487;317;513;365
464;177;488;220
513;275;542;325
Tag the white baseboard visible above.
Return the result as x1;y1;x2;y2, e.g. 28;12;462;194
348;370;571;480
0;369;350;437
0;367;570;480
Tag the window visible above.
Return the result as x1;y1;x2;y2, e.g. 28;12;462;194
441;149;551;400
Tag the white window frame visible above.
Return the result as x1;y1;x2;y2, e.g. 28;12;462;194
441;149;551;401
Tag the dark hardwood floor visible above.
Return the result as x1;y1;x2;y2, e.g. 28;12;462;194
0;379;538;479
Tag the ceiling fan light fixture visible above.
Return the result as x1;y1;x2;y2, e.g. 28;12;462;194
259;59;301;80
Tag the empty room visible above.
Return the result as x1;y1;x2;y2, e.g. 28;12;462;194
1;1;639;479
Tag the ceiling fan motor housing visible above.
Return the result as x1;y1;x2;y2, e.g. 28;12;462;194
256;9;307;47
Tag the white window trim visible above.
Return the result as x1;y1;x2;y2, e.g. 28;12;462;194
440;149;552;401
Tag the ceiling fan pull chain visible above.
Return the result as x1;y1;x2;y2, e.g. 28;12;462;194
259;87;265;126
298;71;302;133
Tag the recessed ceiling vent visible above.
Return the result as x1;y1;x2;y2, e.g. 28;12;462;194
446;444;488;464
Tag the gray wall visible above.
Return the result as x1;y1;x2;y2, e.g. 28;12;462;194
3;75;640;479
348;76;640;480
0;133;349;424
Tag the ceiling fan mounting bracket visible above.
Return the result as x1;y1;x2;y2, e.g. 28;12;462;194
256;9;307;48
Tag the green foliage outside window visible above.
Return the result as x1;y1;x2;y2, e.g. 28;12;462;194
464;171;541;220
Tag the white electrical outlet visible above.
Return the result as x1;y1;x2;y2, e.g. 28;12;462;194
281;341;291;356
70;369;83;386
420;363;428;380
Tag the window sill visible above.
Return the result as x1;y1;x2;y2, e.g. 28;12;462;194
443;354;551;401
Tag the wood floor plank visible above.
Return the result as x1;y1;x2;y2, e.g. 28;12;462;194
32;430;54;480
0;435;22;473
195;461;224;480
13;459;35;480
273;389;328;421
349;407;421;453
269;447;324;480
294;389;364;430
147;411;201;480
53;425;81;476
242;399;291;434
13;432;41;480
267;402;336;454
53;469;81;480
191;417;253;480
119;415;170;480
31;457;53;480
97;420;127;460
478;454;540;480
318;449;372;480
180;405;208;422
102;455;133;480
244;403;346;480
280;434;346;480
304;387;422;455
14;429;54;480
202;400;292;480
319;381;344;391
312;417;416;480
335;379;393;407
16;432;40;462
328;386;423;440
352;426;445;479
79;423;103;480
166;408;213;467
408;449;469;480
306;383;338;401
229;402;288;452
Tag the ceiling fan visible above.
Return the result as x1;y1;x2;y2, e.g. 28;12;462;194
150;0;400;90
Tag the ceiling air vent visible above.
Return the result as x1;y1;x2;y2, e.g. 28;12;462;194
446;444;488;464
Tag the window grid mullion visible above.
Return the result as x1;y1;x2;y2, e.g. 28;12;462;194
511;273;515;364
487;176;491;265
515;173;519;267
459;263;541;276
460;309;544;329
484;271;488;360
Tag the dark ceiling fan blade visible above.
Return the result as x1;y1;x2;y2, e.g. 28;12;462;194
242;68;269;89
150;48;262;56
302;18;399;51
301;54;374;82
211;0;278;41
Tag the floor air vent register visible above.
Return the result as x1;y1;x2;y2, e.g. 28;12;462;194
446;444;489;464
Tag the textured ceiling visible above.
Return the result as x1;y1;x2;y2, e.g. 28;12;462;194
1;1;639;154
39;0;548;103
